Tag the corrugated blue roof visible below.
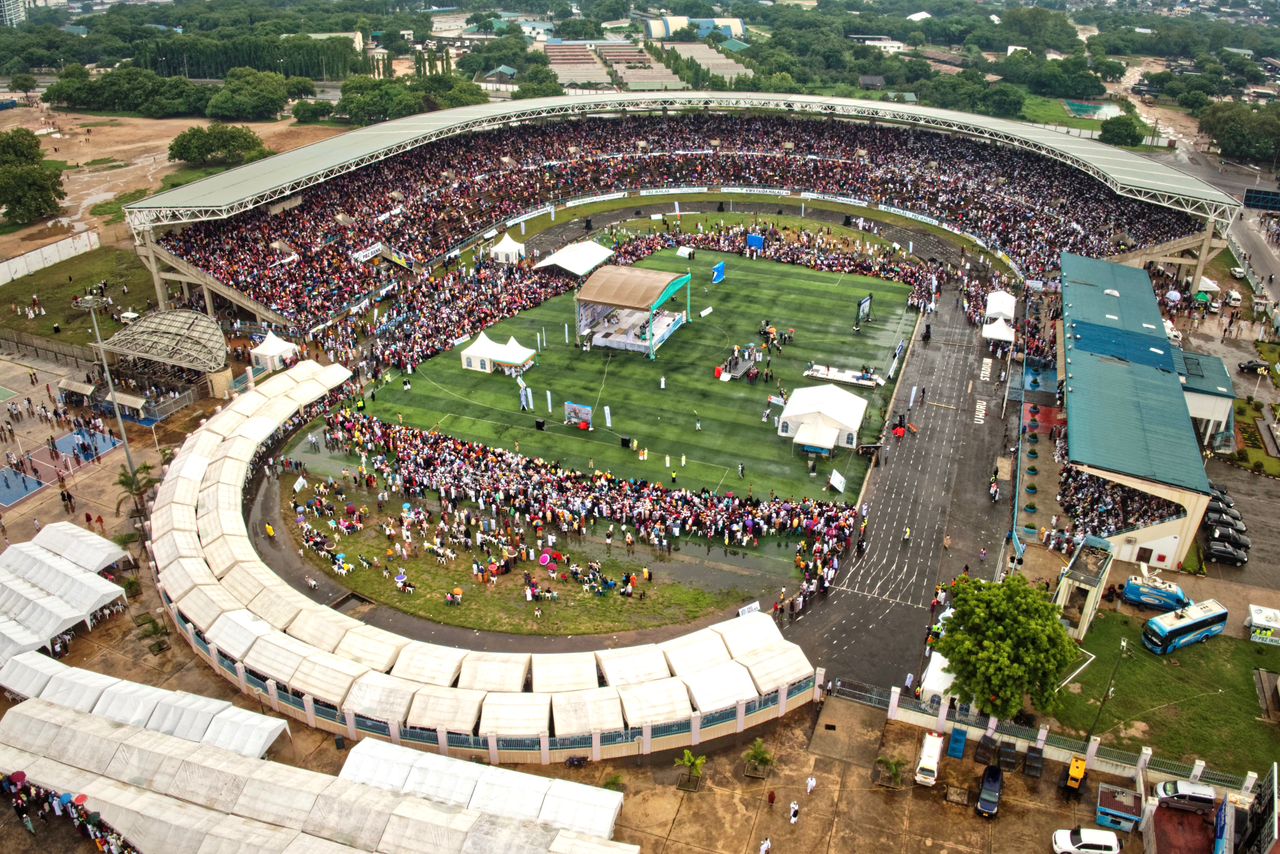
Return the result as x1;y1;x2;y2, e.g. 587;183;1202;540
1172;349;1236;399
1060;253;1166;340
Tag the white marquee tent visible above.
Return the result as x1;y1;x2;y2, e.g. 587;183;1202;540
0;649;68;698
533;241;615;277
460;331;536;374
32;522;128;574
490;232;526;264
984;290;1017;321
250;332;301;374
777;384;868;452
982;317;1016;343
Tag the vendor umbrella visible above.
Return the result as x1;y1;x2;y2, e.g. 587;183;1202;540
58;794;72;806
452;587;463;596
1194;291;1211;303
10;772;25;785
73;794;87;806
402;503;411;511
539;554;551;566
395;574;407;582
1165;290;1182;303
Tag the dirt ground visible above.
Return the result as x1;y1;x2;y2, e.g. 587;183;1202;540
0;105;347;259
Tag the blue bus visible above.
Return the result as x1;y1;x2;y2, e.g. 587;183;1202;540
1141;599;1228;655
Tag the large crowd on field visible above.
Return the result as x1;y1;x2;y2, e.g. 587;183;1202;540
159;115;1196;329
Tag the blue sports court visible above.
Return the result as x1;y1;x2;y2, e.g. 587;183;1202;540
0;430;121;508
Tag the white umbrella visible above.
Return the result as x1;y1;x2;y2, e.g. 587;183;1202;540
1165;290;1182;303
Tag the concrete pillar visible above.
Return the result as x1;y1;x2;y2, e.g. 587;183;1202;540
539;731;550;765
1140;796;1159;832
813;667;825;702
143;238;168;311
735;699;746;733
1085;736;1101;765
1035;725;1048;750
935;696;949;732
642;723;652;755
388;720;401;746
436;727;448;756
487;733;499;764
343;709;357;740
1190;218;1216;293
246;365;255;390
591;730;601;762
234;661;247;692
1190;759;1206;782
265;679;280;712
202;284;214;316
1242;771;1258;795
984;717;998;738
302;695;316;728
777;684;789;717
689;711;702;746
1137;747;1152;773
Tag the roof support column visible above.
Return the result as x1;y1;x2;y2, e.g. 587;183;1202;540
202;283;215;316
139;232;169;311
1190;217;1216;293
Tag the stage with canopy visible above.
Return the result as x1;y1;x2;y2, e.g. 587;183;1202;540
575;266;692;359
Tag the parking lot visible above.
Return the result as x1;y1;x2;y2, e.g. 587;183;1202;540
1202;459;1280;591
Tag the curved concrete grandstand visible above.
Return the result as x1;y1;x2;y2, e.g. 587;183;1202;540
126;92;1237;227
145;361;818;764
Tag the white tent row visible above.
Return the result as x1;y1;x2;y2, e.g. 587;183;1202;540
0;567;89;642
0;541;125;615
31;522;128;574
338;739;625;841
982;317;1016;343
984;290;1017;321
594;645;671;687
533;240;615;277
0;652;286;757
0;618;46;665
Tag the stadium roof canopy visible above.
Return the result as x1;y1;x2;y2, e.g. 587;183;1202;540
96;310;226;374
125;92;1240;229
1060;253;1211;495
577;266;688;310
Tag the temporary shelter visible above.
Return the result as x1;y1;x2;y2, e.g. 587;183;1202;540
250;332;301;374
594;644;672;686
478;692;551;737
680;660;760;713
551;686;624;736
200;706;287;759
459;331;536;374
531;651;600;693
32;522;128;574
984;290;1017;321
457;650;530;692
0;650;67;698
405;684;486;734
490;232;526;264
981;317;1016;343
533;241;614;277
777;384;868;453
615;678;692;728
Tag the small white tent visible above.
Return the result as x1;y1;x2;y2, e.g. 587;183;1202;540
490;233;525;265
982;317;1016;343
984;290;1016;321
250;333;300;374
460;332;536;374
533;241;614;277
777;385;867;452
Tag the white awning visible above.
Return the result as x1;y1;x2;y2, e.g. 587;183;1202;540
470;765;552;822
538;779;624;840
401;750;485;805
551;686;623;737
658;628;730;678
984;290;1017;320
341;672;419;724
286;608;361;653
158;557;219;602
457;650;530;692
206;609;275;660
242;631;318;686
247;586;309;630
333;624;409;672
338;738;419;792
594;644;672;686
405;684;485;734
202;706;288;759
708;611;784;658
615;677;692;727
490;232;525;264
57;378;96;396
174;583;242;632
0;650;68;698
982;317;1016;343
287;651;369;706
681;660;759;713
32;521;128;573
533;240;614;277
792;421;840;450
92;680;172;727
733;642;814;695
531;652;600;693
251;331;301;360
478;692;551;737
0;542;125;613
39;667;121;712
107;390;149;410
389;641;467;687
146;691;233;741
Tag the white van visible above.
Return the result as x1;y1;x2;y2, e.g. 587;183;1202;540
915;731;944;786
1226;290;1243;308
1162;319;1182;347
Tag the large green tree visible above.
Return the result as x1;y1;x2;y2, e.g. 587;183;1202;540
205;67;289;121
512;66;564;100
1100;114;1144;147
933;576;1076;719
0;127;64;225
169;123;267;166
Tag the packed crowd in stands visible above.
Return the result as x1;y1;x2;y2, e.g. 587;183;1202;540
0;773;138;851
320;409;863;564
1054;462;1184;540
159;115;1197;329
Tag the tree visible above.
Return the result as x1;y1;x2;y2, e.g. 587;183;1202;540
114;462;157;518
206;68;289;121
292;100;334;123
0;128;43;168
673;749;707;779
933;576;1076;720
513;66;564;100
285;76;317;100
9;73;36;95
1100;114;1145;147
979;84;1026;118
742;738;774;774
169;123;267;166
0;164;65;224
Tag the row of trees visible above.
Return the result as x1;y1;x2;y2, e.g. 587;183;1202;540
41;64;311;120
0;128;65;225
132;34;366;82
1078;9;1280;61
329;74;488;126
1199;101;1280;163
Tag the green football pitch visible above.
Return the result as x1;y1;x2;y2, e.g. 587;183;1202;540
366;249;915;500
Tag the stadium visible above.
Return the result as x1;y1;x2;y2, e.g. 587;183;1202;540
0;91;1227;849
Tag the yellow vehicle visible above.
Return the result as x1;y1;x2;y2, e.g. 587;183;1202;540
1061;757;1088;799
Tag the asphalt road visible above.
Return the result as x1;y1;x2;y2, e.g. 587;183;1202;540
783;285;1013;689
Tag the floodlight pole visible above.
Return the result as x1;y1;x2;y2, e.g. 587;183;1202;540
80;296;137;479
1084;638;1127;744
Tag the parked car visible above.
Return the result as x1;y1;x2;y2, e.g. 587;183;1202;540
1053;827;1122;854
1207;526;1251;551
1207;500;1242;521
1237;359;1269;375
1205;540;1248;567
1208;485;1234;507
975;765;1003;818
1204;512;1246;533
1154;780;1217;815
1231;266;1246;280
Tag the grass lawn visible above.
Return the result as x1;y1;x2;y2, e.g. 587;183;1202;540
2;247;151;346
1229;397;1280;476
282;481;747;636
159;165;227;191
89;188;149;224
366;248;911;500
1020;94;1106;131
1054;610;1280;776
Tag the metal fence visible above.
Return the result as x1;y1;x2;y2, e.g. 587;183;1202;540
0;328;97;369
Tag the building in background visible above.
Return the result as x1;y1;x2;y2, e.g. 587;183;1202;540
1;0;27;28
